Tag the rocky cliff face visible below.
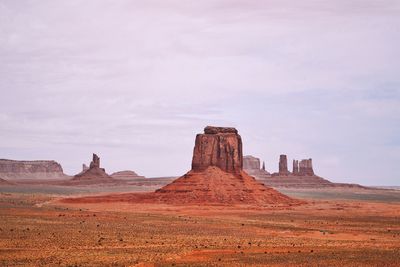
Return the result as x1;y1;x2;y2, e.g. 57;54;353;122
154;126;298;205
0;159;67;180
292;160;299;175
278;155;291;176
191;126;243;174
299;159;314;176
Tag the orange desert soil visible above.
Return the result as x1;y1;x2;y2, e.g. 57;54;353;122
0;191;399;266
63;167;302;205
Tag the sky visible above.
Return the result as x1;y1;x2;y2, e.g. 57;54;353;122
0;0;399;185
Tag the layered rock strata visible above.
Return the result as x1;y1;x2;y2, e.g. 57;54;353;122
154;126;298;204
0;159;68;181
191;126;242;173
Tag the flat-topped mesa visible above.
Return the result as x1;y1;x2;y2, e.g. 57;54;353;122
299;159;314;176
243;155;261;170
278;154;291;176
191;126;242;174
0;159;67;180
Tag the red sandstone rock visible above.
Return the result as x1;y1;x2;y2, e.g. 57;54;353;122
204;126;238;134
154;166;295;205
292;160;299;175
278;155;291;176
153;127;298;205
71;154;115;184
82;164;89;172
299;159;314;176
243;155;271;177
89;154;100;169
0;159;68;181
65;127;301;205
191;126;243;174
243;155;261;170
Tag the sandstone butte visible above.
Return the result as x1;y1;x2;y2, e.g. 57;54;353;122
68;154;116;184
64;126;301;205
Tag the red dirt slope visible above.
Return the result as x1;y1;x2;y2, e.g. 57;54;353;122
63;167;302;206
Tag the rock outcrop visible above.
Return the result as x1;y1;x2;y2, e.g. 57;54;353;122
111;170;144;180
82;164;89;172
255;155;364;188
243;155;271;177
191;126;243;173
0;159;68;181
243;155;261;170
278;155;291;176
70;154;115;184
299;159;314;176
67;127;301;205
292;160;299;175
154;126;298;205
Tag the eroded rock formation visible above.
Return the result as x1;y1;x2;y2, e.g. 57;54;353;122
255;155;362;188
191;126;243;173
243;155;271;177
278;155;291;176
82;164;89;172
243;155;260;170
71;153;114;184
299;159;314;176
64;127;303;205
292;160;299;175
153;126;298;205
0;159;68;181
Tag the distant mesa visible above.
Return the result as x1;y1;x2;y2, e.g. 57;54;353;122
66;126;301;205
111;170;144;180
243;155;260;171
243;155;270;177
0;159;68;181
245;154;365;189
69;153;116;184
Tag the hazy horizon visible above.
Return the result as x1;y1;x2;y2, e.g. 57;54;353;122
1;0;399;186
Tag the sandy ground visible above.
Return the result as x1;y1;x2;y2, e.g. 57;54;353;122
0;187;399;266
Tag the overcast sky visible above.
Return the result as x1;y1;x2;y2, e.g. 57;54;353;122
1;0;399;185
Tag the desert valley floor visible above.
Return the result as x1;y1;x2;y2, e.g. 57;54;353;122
0;184;399;267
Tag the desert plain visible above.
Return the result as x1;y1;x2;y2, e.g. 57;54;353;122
0;185;399;267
